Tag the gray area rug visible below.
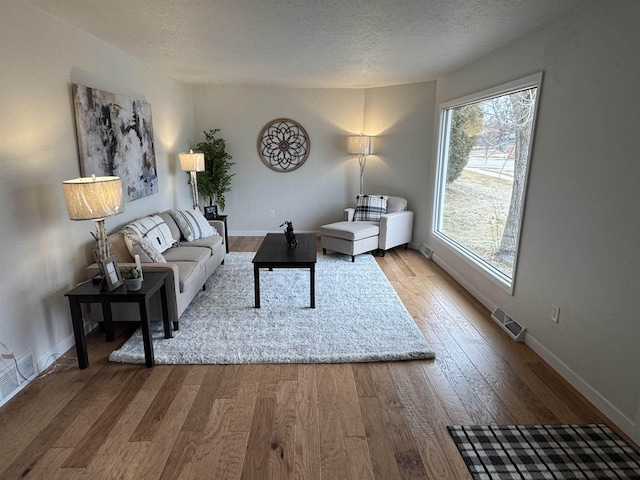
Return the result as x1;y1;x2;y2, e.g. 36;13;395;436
109;252;435;364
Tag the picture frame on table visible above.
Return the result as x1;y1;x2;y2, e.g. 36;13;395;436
99;256;123;291
204;205;218;220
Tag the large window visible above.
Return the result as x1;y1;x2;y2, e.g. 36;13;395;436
433;73;542;292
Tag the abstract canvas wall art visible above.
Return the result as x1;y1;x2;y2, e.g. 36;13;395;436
72;84;158;202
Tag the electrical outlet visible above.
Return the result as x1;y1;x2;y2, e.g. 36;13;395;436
269;210;275;218
551;304;560;323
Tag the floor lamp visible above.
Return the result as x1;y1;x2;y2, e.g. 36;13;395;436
179;149;205;210
347;134;375;194
63;174;124;262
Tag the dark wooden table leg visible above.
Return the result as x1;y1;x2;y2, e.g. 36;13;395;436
68;297;88;369
160;283;172;339
254;264;261;308
138;299;155;368
310;264;315;309
101;302;114;342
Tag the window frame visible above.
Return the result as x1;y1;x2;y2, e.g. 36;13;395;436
432;72;543;294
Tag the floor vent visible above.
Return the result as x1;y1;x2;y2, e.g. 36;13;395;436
491;307;526;342
419;243;433;259
0;351;37;406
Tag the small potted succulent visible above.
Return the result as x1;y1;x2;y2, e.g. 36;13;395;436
121;266;143;291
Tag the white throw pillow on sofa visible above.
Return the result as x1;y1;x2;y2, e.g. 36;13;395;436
123;231;167;263
124;215;175;253
170;209;216;240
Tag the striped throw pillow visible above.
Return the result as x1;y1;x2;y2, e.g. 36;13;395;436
172;209;216;240
169;210;195;242
124;215;175;253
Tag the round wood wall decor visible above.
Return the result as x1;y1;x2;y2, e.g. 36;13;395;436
257;118;310;172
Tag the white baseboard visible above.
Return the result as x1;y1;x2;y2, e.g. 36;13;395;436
431;253;498;313
525;333;637;443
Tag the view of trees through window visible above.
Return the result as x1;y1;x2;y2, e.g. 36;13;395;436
434;78;540;288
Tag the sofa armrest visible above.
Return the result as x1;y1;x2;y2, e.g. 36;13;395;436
85;261;180;324
208;219;225;239
344;208;355;221
379;211;414;250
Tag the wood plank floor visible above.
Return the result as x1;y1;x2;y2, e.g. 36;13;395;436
0;236;626;479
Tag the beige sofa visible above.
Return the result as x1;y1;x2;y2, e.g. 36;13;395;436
86;210;225;329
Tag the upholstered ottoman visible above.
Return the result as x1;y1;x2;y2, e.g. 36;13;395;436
320;221;379;262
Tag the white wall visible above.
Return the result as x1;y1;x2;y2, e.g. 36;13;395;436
0;0;195;379
429;0;640;442
364;82;437;243
191;82;437;239
192;86;366;234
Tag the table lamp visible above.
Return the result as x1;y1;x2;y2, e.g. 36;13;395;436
179;149;205;210
62;174;124;261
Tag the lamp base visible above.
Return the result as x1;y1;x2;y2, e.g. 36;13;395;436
190;171;200;210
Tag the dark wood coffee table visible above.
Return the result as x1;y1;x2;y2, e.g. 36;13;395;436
252;233;317;308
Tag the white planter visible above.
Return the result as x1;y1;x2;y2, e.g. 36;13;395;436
124;277;142;291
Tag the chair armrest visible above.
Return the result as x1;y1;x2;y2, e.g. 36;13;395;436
379;211;414;250
344;208;355;221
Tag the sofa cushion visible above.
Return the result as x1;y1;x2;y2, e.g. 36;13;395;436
386;196;408;213
124;215;175;253
106;232;134;263
183;234;223;254
163;246;211;264
170;261;201;293
157;211;182;243
123;231;167;263
354;194;388;221
320;221;379;241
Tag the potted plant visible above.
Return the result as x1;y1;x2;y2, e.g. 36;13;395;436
195;129;235;218
121;266;143;291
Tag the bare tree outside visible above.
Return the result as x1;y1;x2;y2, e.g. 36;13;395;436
497;89;537;264
437;83;539;284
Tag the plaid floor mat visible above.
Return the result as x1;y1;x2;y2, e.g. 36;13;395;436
448;424;640;479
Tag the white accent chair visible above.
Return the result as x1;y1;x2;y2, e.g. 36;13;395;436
320;195;414;261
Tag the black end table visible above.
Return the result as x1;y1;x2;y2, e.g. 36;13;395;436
65;271;172;368
208;215;229;253
252;233;317;308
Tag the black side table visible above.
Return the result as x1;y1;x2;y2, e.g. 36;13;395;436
65;271;172;368
209;214;229;253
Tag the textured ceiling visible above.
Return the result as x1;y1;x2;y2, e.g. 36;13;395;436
28;0;589;88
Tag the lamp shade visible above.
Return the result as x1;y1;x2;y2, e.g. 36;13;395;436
347;135;374;155
63;175;124;220
179;150;205;172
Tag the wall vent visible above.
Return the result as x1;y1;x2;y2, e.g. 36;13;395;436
0;351;37;407
419;243;433;259
491;307;526;342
